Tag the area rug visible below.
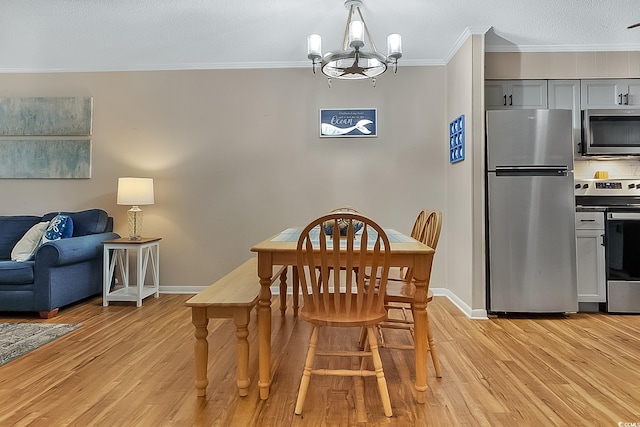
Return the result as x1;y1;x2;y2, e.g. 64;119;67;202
0;322;81;367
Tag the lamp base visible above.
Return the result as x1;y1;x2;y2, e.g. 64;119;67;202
127;206;143;241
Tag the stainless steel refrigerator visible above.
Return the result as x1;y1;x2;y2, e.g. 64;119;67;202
486;109;577;313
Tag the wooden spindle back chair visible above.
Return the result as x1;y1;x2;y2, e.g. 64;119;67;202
380;209;443;378
294;212;393;417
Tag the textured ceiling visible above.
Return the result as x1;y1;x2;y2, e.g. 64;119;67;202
2;0;640;72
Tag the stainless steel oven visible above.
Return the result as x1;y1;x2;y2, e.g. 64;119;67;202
575;178;640;313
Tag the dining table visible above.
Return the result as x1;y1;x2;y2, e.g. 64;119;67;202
250;226;435;403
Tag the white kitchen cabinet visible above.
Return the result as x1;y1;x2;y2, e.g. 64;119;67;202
548;80;581;158
575;212;606;303
485;80;548;109
581;79;640;108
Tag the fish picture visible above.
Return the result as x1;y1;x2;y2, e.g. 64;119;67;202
319;109;377;138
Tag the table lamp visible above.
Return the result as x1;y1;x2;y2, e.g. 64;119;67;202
117;177;154;240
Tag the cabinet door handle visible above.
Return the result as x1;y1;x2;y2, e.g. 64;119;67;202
509;94;513;105
624;93;629;105
503;95;507;106
601;234;606;247
618;93;623;105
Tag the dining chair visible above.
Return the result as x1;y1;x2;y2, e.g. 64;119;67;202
318;206;363;278
285;207;363;316
330;206;360;213
294;212;393;418
323;206;363;235
378;210;443;378
393;209;428;281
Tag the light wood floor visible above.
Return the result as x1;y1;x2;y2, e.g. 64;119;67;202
1;293;639;426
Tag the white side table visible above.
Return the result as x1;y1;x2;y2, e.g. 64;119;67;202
102;237;161;307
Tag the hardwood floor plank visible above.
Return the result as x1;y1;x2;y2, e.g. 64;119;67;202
1;294;639;426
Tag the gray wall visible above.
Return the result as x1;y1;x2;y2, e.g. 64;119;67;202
445;35;487;318
0;67;449;290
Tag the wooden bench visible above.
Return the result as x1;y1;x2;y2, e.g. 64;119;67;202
185;258;287;397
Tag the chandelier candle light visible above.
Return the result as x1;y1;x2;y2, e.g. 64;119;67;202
117;177;154;241
307;0;402;86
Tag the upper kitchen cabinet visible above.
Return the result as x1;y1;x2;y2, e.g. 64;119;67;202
548;80;581;159
485;80;548;110
581;79;640;108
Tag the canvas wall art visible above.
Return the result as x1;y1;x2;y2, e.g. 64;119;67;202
0;97;93;136
0;140;91;179
319;109;377;138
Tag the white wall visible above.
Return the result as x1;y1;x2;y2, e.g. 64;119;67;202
0;67;449;290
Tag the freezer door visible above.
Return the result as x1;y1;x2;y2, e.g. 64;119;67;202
487;172;578;313
486;109;574;169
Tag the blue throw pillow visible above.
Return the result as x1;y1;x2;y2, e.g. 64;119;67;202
41;214;74;244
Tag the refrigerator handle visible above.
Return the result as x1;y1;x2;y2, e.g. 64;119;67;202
495;166;569;177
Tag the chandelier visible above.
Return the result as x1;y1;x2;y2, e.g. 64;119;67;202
306;0;402;86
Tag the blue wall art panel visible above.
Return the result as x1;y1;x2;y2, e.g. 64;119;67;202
0;97;93;136
449;114;465;164
320;109;377;138
0;140;92;178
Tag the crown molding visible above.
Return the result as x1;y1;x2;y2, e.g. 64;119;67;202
4;27;636;75
443;26;492;64
485;43;640;53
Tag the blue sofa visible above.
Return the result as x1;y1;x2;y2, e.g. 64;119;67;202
0;209;119;318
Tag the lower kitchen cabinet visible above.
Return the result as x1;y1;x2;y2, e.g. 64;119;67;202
576;212;606;304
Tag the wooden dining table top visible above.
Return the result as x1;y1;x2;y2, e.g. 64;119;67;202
251;227;434;258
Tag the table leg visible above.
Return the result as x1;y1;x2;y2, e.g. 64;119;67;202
152;243;160;297
292;266;299;317
279;266;288;316
412;253;434;404
103;247;111;307
234;307;252;397
192;307;209;397
257;253;273;400
136;246;144;307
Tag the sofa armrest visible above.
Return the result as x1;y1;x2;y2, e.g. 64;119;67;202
35;232;120;268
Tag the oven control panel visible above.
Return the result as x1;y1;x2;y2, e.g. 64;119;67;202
575;179;640;196
595;182;622;189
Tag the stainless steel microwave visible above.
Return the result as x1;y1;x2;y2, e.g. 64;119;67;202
582;109;640;156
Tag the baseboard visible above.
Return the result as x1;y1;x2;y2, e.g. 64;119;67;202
431;287;488;320
160;286;206;294
160;285;489;320
159;284;284;294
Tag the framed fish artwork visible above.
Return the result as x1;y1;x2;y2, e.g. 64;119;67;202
319;109;377;138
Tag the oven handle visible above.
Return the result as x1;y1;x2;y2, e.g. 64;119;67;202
607;212;640;220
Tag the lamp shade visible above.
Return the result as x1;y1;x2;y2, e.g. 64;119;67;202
307;34;322;58
117;177;154;205
387;33;402;58
348;21;364;48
